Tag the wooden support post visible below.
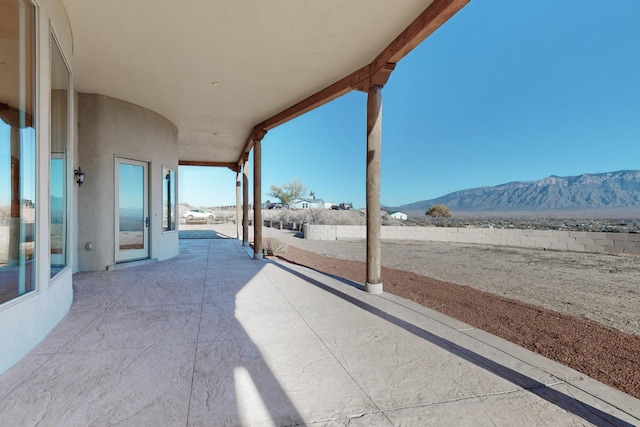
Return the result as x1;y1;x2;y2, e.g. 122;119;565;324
235;171;241;240
252;131;266;258
242;158;249;246
366;84;383;294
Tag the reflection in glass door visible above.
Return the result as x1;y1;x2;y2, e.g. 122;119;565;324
115;158;149;262
50;154;66;274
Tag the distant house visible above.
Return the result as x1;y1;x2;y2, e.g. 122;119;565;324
290;198;325;209
390;211;408;220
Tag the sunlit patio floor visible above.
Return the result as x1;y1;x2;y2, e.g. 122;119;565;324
1;238;638;426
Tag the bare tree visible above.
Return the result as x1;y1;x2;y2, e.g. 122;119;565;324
267;179;308;206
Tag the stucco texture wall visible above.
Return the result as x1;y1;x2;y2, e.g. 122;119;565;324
77;94;179;271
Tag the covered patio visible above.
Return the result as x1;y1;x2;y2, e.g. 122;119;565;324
1;238;637;426
0;0;475;374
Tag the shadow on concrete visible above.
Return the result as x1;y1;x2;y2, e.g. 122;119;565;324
0;240;305;426
191;267;305;424
271;261;635;427
181;240;305;424
178;230;228;239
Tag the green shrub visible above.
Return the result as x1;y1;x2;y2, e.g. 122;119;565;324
425;204;452;218
263;238;287;256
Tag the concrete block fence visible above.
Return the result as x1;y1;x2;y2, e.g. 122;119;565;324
302;224;640;255
0;226;8;261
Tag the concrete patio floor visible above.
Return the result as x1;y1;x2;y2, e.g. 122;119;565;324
1;239;639;426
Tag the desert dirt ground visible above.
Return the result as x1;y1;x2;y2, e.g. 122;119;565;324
197;223;640;398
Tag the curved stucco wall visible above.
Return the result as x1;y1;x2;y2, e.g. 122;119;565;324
77;94;179;271
0;0;75;375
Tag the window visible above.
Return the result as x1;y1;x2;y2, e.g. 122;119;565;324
50;33;70;278
162;167;176;231
0;0;36;304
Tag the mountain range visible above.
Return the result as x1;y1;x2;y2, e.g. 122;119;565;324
397;170;640;217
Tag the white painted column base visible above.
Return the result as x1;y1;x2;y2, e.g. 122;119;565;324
242;241;250;247
254;252;264;260
365;282;383;295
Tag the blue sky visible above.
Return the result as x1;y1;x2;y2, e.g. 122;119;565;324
180;0;640;209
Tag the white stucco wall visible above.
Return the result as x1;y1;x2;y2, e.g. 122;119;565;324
0;0;75;375
77;94;179;271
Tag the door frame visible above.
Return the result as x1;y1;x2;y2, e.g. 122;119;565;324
115;157;149;263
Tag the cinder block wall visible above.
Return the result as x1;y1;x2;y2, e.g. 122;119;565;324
0;226;9;262
302;224;640;255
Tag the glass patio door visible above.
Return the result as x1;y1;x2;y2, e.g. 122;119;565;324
50;153;66;272
115;158;149;262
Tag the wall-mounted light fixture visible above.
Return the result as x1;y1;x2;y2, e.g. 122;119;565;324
74;167;85;186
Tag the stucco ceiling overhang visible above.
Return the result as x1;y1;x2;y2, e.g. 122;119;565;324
61;0;467;169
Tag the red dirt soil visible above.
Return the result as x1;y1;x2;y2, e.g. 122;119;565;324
276;245;640;400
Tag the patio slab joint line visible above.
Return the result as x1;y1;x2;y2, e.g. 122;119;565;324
185;240;211;424
261;260;393;424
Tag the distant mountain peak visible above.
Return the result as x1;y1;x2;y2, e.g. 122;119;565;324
398;170;640;216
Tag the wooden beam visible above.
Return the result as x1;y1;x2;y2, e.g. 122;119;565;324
371;0;469;74
371;62;396;87
236;0;469;164
0;103;33;128
351;77;371;93
239;66;369;160
237;152;250;171
179;160;239;172
257;65;371;132
239;127;268;164
252;128;268;142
